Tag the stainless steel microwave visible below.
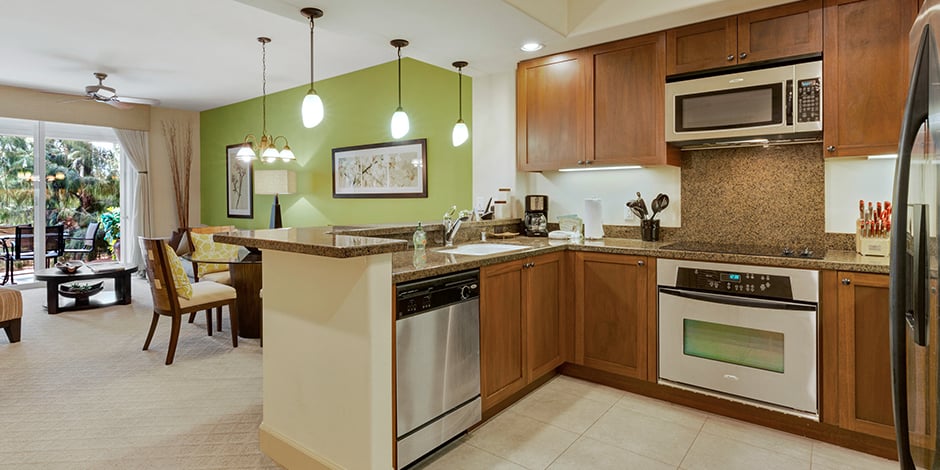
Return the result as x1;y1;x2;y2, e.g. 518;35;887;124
665;61;822;146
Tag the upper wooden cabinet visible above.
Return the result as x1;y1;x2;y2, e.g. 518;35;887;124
516;52;587;171
586;33;679;167
574;252;649;379
517;33;678;171
666;0;822;75
480;252;565;412
823;0;918;157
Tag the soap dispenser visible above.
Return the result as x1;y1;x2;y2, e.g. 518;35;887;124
413;222;427;249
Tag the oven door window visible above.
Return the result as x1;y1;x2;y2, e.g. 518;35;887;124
675;83;783;132
683;319;784;373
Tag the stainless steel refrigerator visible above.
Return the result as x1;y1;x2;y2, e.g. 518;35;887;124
892;2;940;468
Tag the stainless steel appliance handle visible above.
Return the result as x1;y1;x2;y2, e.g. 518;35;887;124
658;287;816;312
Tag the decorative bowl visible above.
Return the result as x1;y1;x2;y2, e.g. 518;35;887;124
58;281;104;299
55;261;83;274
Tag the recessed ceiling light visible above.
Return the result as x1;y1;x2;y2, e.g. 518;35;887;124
520;42;543;52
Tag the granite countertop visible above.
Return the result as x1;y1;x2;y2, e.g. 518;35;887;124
391;236;890;283
214;226;407;258
212;225;889;282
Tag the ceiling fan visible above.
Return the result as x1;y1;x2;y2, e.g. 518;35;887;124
79;72;160;109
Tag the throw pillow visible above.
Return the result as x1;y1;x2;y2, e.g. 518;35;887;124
190;232;239;277
163;243;193;299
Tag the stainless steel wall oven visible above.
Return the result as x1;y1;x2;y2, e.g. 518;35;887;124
657;259;819;419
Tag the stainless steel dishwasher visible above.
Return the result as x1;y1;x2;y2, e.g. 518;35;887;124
395;269;481;468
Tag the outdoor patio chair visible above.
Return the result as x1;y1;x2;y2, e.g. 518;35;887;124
2;224;65;284
64;222;99;261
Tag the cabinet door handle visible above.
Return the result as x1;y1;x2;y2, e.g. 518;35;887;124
827;145;836;153
727;54;735;61
576;160;584;165
637;260;646;266
585;160;593;165
739;52;748;59
841;278;851;285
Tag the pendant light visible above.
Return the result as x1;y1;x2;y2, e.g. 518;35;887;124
390;39;410;139
300;7;324;128
237;37;296;163
451;61;469;147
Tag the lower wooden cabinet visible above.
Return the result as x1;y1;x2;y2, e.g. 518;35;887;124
480;252;564;411
829;271;895;440
574;252;649;380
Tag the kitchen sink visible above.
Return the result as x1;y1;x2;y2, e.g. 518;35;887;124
436;243;529;256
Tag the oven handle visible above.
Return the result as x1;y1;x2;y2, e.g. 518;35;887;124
658;287;816;311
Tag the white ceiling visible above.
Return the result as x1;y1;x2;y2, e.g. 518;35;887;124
1;0;793;112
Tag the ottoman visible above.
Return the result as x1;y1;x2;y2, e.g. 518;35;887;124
0;287;23;343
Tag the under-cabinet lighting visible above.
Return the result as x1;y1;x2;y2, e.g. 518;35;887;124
558;165;642;172
867;154;898;160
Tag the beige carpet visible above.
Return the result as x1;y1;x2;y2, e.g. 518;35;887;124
0;278;282;470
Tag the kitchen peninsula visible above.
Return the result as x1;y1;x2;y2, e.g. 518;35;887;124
216;224;891;469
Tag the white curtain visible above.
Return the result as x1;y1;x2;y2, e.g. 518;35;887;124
114;129;151;273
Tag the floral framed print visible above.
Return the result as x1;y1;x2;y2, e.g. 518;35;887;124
226;144;253;218
332;138;428;198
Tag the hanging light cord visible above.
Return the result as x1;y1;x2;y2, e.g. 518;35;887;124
397;46;403;108
308;17;315;92
458;66;463;119
261;39;268;136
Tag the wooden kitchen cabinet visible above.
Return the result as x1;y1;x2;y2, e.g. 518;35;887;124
586;33;679;167
831;271;896;440
666;0;822;75
518;33;679;170
574;252;649;379
823;0;918;157
516;52;587;171
480;252;564;411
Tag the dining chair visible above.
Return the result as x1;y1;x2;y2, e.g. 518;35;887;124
140;238;238;365
186;225;236;332
2;224;65;284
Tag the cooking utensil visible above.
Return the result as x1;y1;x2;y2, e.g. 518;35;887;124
651;193;670;220
636;192;648;216
629;204;645;221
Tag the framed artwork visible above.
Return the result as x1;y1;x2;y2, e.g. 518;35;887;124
332;138;428;198
226;144;253;218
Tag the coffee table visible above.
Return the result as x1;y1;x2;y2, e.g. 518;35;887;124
34;264;138;314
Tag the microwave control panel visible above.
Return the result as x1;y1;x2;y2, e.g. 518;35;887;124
796;77;821;123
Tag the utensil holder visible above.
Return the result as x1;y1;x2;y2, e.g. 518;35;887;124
641;219;660;242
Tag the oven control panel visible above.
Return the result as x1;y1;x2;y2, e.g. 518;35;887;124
676;267;793;299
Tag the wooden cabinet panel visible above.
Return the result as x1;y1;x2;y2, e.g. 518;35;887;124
666;17;737;75
835;271;895;440
666;1;821;75
525;252;565;380
480;261;526;410
517;53;586;171
823;0;918;157
587;33;678;167
737;0;822;64
575;252;648;379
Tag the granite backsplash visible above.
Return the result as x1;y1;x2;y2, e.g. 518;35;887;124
604;143;853;251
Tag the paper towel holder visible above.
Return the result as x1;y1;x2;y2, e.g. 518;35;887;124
584;197;604;240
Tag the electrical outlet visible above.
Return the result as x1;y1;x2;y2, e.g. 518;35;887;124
624;204;634;221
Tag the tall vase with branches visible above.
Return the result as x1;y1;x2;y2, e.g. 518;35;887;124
162;120;193;234
162;121;193;252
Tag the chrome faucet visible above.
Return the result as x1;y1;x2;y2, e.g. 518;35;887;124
443;205;472;247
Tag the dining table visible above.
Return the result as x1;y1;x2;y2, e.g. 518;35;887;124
184;249;263;339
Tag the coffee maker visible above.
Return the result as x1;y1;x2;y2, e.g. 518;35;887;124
524;195;549;237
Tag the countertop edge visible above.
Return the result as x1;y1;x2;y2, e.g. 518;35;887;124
214;233;408;258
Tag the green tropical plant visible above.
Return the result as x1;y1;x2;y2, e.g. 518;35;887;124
100;206;120;255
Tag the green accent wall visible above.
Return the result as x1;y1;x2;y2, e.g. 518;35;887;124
199;58;472;228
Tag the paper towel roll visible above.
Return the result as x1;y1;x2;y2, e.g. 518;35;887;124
584;198;603;240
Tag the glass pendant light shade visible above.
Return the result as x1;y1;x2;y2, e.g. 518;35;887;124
302;91;324;128
391;107;410;139
279;144;296;161
237;142;256;160
452;120;469;146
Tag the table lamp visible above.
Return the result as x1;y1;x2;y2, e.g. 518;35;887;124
254;170;296;228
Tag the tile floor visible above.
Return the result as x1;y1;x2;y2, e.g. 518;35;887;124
414;375;899;470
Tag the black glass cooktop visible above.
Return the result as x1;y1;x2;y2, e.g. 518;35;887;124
659;241;826;260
